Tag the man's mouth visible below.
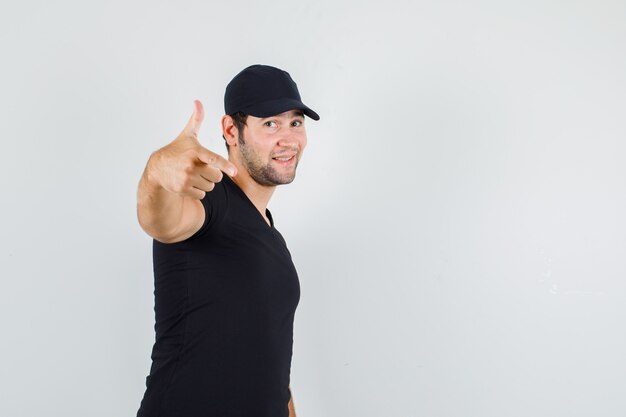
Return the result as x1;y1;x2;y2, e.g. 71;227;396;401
272;154;296;163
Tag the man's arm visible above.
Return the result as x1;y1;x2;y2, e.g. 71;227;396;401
288;386;296;417
137;100;236;243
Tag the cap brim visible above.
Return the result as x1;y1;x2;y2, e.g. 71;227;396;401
242;98;320;121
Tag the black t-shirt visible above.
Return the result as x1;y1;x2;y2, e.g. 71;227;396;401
137;175;301;417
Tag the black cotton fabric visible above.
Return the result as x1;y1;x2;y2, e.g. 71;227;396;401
137;175;301;417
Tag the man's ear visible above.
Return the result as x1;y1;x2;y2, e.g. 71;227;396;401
221;115;239;148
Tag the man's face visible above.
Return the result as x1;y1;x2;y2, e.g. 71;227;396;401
237;109;307;186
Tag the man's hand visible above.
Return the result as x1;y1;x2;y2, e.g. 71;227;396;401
137;100;236;243
147;100;236;200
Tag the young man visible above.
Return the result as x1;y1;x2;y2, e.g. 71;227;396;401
136;65;319;417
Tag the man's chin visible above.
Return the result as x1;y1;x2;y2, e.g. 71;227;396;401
270;174;296;186
251;173;296;187
249;162;299;186
268;166;298;185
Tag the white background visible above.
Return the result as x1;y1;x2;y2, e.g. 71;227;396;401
1;1;625;416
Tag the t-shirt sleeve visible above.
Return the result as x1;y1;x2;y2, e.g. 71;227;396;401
186;181;228;241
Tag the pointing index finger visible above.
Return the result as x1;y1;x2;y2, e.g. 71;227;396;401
197;147;237;177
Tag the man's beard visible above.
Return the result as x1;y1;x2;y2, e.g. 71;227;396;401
238;138;299;186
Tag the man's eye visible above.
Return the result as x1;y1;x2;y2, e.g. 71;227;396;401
292;120;302;127
264;121;277;127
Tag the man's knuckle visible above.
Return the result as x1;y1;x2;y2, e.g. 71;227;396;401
182;160;196;174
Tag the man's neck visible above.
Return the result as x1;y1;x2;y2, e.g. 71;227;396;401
228;170;276;225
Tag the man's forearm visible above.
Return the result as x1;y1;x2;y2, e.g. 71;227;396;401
137;160;185;238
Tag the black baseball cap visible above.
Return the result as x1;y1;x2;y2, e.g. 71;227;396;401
224;64;320;121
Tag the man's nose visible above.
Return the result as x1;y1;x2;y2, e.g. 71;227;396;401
277;133;300;148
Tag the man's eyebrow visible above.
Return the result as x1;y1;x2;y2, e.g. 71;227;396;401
292;111;304;118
